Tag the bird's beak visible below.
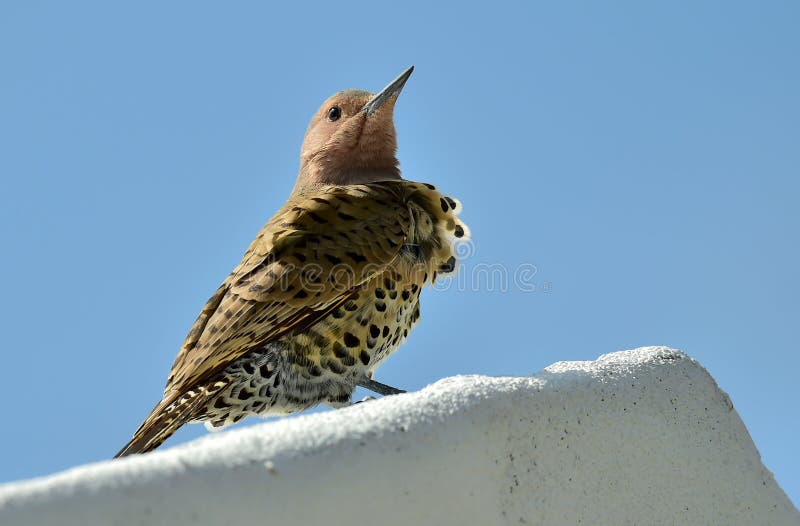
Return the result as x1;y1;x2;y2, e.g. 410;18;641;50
361;66;414;117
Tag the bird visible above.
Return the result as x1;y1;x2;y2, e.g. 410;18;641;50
115;66;470;457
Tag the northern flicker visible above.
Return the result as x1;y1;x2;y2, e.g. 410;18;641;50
115;66;469;457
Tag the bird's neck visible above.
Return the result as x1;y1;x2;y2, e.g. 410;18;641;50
294;162;402;191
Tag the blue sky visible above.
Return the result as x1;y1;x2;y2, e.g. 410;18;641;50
1;1;798;505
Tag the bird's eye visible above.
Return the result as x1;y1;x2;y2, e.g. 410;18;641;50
327;106;342;122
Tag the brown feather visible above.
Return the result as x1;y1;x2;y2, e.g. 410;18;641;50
128;182;414;441
115;379;230;457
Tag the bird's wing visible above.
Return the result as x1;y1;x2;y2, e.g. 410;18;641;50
161;181;412;405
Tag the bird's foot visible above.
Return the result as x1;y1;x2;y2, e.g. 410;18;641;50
357;378;406;396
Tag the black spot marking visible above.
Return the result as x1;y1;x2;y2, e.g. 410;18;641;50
439;256;456;273
338;212;356;221
454;225;465;238
347;251;367;263
259;363;273;378
382;326;390;337
312;333;330;348
308;365;322;377
214;397;227;409
331;307;345;319
237;389;253;400
369;324;380;338
344;300;359;311
329;393;351;404
401;290;410;301
332;342;349;358
326;254;342;265
307;211;327;224
440;197;449;212
423;183;436;190
445;197;457;209
359;351;371;365
375;288;386;299
242;362;255;375
343;332;360;348
375;301;386;312
324;358;346;374
388;290;398;300
294;289;309;299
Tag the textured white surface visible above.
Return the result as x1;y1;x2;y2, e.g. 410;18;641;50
0;347;797;525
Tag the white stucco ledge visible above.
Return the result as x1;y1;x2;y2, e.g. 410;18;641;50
1;346;797;525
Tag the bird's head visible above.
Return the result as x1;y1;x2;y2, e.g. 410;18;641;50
295;66;413;190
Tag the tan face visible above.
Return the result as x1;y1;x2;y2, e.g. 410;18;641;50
297;89;399;187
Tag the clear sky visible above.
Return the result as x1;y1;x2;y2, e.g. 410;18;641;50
1;1;797;505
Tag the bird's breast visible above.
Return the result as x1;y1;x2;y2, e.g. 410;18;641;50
285;275;422;381
281;181;470;385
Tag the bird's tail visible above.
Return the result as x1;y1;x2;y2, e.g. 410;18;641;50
114;380;229;458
